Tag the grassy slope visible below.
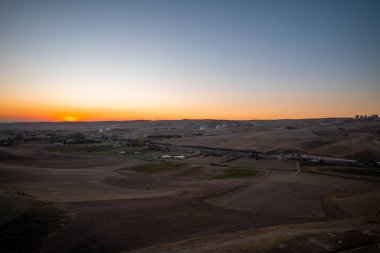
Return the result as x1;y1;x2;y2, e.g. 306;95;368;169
301;163;380;178
213;168;261;179
46;144;170;160
326;167;380;177
130;162;181;174
46;144;114;153
0;199;68;253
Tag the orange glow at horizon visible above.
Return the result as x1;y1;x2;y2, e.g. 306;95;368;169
0;101;368;122
0;88;378;122
62;116;79;122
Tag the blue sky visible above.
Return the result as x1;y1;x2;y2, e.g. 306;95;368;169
0;0;379;121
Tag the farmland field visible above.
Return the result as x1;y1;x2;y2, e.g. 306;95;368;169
1;119;380;253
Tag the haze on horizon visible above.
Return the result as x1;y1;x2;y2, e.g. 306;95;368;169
0;0;379;122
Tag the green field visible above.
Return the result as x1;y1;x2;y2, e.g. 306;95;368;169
301;165;380;178
213;168;260;179
46;144;134;158
130;162;180;174
326;167;380;177
46;144;174;160
46;144;114;153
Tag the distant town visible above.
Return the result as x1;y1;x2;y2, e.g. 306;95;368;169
1;116;379;167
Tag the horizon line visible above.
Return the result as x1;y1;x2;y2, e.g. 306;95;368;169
0;117;357;124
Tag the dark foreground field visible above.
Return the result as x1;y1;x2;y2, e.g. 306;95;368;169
1;146;380;253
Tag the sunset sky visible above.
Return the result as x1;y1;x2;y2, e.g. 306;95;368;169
1;0;379;122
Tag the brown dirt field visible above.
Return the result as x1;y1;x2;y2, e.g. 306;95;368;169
107;165;244;198
206;179;331;217
163;124;380;160
206;170;380;216
0;147;126;169
128;219;380;253
0;148;180;202
1;145;380;253
164;128;318;152
332;192;380;219
36;197;312;253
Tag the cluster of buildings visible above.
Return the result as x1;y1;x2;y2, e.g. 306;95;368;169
0;129;63;146
0;128;122;146
354;114;379;121
158;150;202;160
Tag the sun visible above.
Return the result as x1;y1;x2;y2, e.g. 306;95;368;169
62;116;79;122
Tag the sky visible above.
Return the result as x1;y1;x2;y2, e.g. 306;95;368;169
0;0;379;122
